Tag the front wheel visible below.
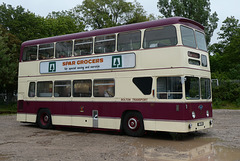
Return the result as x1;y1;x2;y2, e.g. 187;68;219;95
123;112;144;137
37;109;52;129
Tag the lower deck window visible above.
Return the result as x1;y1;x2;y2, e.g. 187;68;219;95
157;77;182;99
54;81;71;97
28;82;35;97
73;80;92;97
93;79;115;97
133;77;152;95
185;77;200;99
37;81;53;97
201;78;211;99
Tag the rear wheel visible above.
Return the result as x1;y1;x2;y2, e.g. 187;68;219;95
37;109;52;129
123;111;144;137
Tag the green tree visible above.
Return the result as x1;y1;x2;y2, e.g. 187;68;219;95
0;26;21;103
76;0;152;29
210;17;240;80
0;3;46;41
157;0;218;45
44;10;85;37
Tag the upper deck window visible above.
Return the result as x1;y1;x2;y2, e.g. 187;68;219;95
181;26;197;48
95;34;115;54
22;46;37;61
143;25;177;49
118;30;141;51
196;31;207;51
39;43;54;60
55;41;72;58
74;38;93;56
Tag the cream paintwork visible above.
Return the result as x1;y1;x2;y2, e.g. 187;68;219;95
17;112;212;133
144;118;213;133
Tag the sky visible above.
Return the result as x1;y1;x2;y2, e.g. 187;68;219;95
1;0;240;44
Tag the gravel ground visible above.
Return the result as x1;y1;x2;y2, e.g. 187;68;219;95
0;109;240;161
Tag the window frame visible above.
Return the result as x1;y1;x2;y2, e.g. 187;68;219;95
93;79;115;97
73;79;92;97
157;77;183;99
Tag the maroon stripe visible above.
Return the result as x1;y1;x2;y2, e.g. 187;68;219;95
18;101;212;121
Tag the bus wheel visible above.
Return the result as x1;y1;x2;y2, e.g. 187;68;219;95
37;109;52;129
123;112;144;137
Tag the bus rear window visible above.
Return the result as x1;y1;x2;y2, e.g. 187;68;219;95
28;82;35;97
181;26;196;48
143;26;177;49
22;46;37;61
118;30;141;51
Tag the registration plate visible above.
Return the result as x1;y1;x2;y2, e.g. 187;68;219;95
197;122;204;126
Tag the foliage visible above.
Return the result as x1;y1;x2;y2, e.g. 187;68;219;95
0;103;17;114
0;3;46;41
157;0;218;45
45;11;85;37
0;26;21;101
210;16;240;80
212;81;240;108
76;0;152;29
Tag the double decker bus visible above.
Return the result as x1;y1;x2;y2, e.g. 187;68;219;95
17;17;213;136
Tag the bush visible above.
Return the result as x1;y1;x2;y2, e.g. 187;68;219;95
212;80;240;108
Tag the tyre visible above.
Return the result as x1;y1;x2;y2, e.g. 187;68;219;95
123;111;144;137
37;109;52;129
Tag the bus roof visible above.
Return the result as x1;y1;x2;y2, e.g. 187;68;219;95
21;17;204;47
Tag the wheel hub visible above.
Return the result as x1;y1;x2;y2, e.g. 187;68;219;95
128;118;138;130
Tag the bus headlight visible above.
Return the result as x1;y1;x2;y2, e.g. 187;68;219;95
192;111;196;119
206;110;209;117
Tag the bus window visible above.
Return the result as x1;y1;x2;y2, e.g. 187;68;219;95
157;77;182;99
54;81;71;97
195;31;207;51
39;43;54;60
143;26;177;49
201;54;207;67
133;77;152;95
118;30;141;51
181;26;196;48
188;59;200;66
95;34;115;54
185;77;200;100
37;81;53;97
28;82;35;97
93;79;115;97
74;38;93;56
22;46;37;61
73;80;92;97
56;41;72;58
201;78;211;99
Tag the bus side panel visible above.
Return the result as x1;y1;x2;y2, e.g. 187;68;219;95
18;101;212;130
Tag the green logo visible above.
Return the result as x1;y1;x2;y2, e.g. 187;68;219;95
112;56;122;68
48;62;56;72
